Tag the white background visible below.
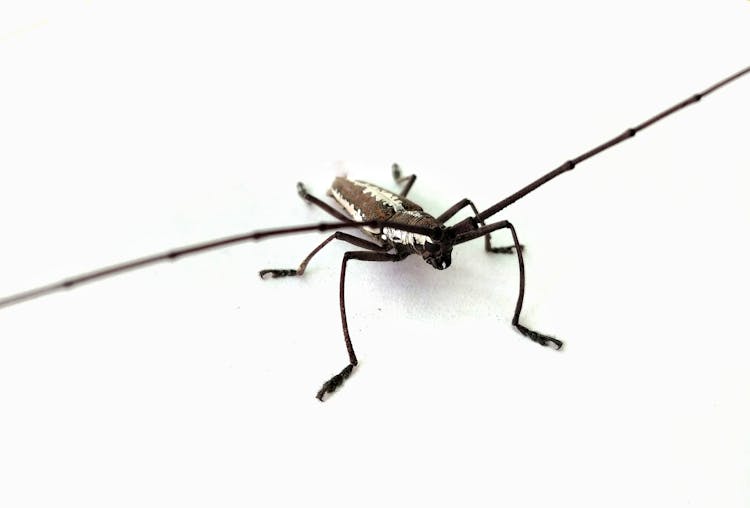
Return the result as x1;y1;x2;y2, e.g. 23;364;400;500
1;1;748;507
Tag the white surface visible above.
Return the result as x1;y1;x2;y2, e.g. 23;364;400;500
1;2;749;507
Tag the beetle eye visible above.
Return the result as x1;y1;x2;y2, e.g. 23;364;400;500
425;242;439;253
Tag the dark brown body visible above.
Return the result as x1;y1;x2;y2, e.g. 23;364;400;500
329;177;443;255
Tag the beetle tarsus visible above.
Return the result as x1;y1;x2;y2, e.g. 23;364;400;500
316;364;355;401
296;182;309;200
389;163;417;197
258;269;298;279
391;163;402;181
488;244;523;254
515;323;563;350
485;233;524;254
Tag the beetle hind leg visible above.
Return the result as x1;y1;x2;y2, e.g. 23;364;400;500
391;163;417;197
296;182;351;222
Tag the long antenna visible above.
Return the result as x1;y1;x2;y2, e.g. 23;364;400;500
476;65;750;222
0;219;438;309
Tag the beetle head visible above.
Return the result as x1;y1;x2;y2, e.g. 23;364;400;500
422;240;452;270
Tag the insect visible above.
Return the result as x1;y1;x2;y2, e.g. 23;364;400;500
1;66;748;401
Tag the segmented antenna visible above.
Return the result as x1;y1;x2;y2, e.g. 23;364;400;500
0;219;438;309
476;65;750;222
2;65;748;310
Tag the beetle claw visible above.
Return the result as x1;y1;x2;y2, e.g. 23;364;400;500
515;324;563;350
297;182;309;200
316;364;355;401
391;163;402;181
488;244;524;254
259;269;298;279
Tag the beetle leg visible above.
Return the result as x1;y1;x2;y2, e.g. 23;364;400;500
316;250;410;401
437;199;521;254
454;220;562;350
259;232;389;279
296;182;352;222
391;163;417;197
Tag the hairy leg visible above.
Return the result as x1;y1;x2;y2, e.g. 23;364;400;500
316;250;410;401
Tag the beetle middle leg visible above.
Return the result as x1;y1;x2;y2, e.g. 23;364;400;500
438;199;521;254
316;250;410;401
259;232;389;279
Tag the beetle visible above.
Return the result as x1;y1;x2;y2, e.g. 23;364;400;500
1;66;748;400
260;171;560;399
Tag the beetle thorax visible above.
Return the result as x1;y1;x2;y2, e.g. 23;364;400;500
329;177;452;268
382;212;453;269
380;211;434;247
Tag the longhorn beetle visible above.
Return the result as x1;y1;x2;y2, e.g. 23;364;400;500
1;66;748;400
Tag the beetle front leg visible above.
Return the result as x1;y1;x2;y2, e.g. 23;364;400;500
437;199;522;254
316;250;409;401
502;221;561;349
454;220;562;350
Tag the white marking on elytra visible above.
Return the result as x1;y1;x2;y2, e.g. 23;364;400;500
331;179;433;248
330;187;365;222
330;187;381;234
352;181;405;212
